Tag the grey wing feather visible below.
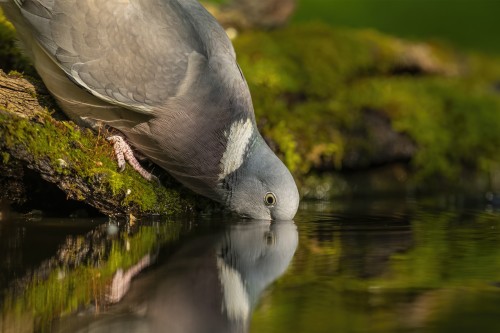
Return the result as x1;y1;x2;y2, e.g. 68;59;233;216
11;0;242;114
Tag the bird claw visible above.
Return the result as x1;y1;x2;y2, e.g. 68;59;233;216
107;135;156;182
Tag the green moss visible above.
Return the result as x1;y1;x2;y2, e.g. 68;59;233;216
339;77;500;181
0;110;193;215
233;22;500;184
1;151;9;164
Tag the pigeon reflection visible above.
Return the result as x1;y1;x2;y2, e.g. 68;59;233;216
56;220;298;333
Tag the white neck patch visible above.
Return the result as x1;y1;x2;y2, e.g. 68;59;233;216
219;118;254;180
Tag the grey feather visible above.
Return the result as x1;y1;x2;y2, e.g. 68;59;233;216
9;0;244;112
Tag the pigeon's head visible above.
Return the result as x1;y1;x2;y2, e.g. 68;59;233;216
222;133;299;221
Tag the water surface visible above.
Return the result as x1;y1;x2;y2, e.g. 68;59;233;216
2;196;500;332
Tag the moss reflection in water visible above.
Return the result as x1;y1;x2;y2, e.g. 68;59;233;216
385;211;500;290
1;220;184;332
251;209;500;333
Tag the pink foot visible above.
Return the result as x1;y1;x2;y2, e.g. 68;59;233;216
107;135;157;183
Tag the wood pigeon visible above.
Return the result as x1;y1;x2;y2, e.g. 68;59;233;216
0;0;300;220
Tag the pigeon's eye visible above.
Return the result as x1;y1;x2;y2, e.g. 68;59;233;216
264;192;277;207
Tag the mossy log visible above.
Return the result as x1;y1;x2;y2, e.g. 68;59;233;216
0;70;197;217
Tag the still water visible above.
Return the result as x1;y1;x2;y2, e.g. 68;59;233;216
1;196;500;333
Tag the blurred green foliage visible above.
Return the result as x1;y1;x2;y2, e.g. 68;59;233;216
234;23;500;184
294;0;500;55
343;77;500;182
0;11;32;74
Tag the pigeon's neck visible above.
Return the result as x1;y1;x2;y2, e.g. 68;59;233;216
217;131;267;204
217;118;257;181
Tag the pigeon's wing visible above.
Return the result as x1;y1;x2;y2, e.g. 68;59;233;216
6;0;255;198
10;0;247;115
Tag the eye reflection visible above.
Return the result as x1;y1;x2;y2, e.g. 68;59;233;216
264;231;276;245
